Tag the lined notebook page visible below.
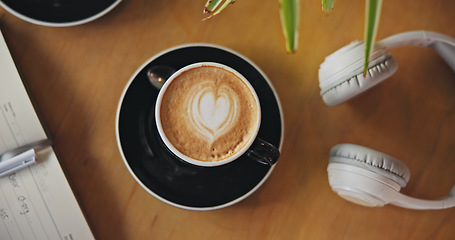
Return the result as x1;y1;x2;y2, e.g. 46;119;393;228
0;29;94;240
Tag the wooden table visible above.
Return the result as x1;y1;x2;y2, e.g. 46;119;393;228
1;0;455;239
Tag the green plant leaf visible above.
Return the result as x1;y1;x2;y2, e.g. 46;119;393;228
204;0;235;20
205;0;223;12
363;0;382;76
279;0;300;53
321;0;335;12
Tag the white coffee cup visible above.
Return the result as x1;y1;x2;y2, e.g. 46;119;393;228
155;62;279;167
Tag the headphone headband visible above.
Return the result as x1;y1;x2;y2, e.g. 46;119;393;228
319;30;455;106
376;31;455;73
376;30;455;50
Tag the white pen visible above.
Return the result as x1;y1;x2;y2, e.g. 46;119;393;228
0;139;52;177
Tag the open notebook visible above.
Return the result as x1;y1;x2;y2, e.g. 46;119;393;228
0;30;94;239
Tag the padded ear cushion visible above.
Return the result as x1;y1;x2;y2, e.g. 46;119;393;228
321;54;398;106
318;41;398;106
329;144;411;188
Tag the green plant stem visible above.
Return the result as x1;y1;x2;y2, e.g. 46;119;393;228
321;0;335;12
363;0;382;76
204;0;235;20
279;0;300;53
205;0;223;12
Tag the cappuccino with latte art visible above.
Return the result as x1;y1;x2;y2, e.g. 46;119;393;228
157;64;260;163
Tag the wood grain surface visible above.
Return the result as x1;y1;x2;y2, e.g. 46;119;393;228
1;0;455;239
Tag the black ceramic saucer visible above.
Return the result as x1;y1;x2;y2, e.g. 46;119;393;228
0;0;121;27
116;44;283;210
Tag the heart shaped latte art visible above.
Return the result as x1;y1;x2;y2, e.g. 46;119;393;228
187;83;239;143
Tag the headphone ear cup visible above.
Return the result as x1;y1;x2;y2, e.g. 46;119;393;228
327;144;411;207
329;144;410;187
328;144;455;209
328;162;402;207
319;42;398;106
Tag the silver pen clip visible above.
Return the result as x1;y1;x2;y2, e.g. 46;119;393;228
0;139;52;177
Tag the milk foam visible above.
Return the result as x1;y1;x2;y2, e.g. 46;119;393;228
188;82;239;143
158;65;258;162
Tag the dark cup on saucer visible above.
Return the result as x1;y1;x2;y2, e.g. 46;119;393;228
116;44;283;210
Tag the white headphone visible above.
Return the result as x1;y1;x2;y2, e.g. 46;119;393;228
319;31;455;210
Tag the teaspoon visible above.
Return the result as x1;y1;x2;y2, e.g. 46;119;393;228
147;65;175;89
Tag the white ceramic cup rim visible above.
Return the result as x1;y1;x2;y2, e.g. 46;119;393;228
155;62;261;167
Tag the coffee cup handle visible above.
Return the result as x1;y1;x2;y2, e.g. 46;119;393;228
246;138;280;166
